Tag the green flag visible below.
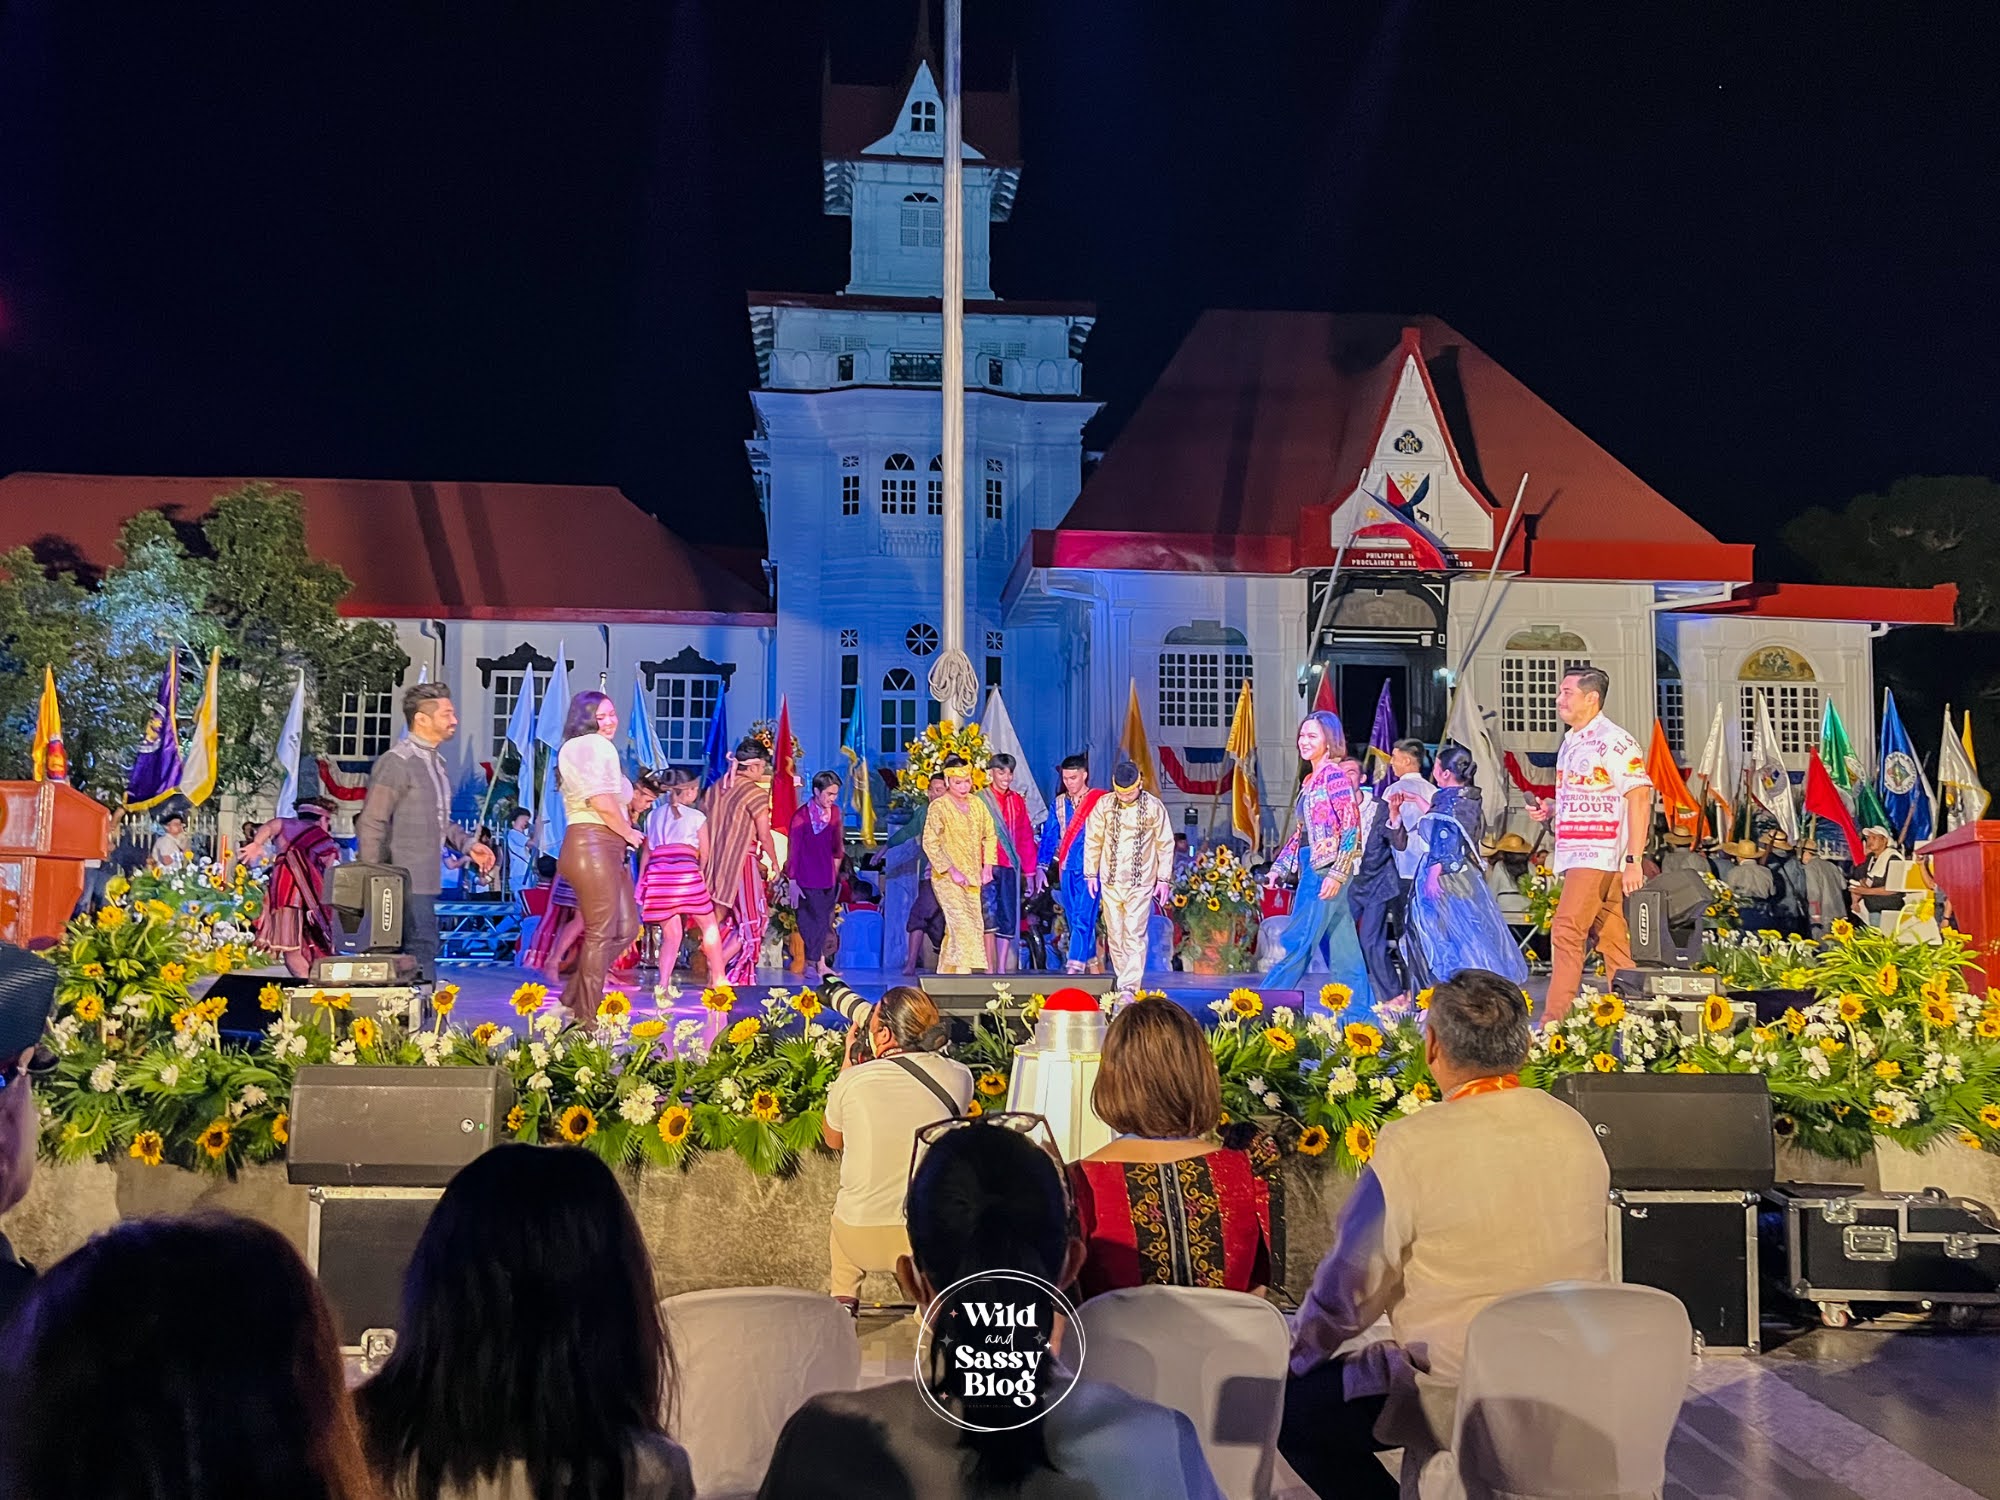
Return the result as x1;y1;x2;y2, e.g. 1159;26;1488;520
1819;699;1861;791
1853;778;1894;835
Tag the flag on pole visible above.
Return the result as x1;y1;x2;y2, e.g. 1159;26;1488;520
1444;687;1507;836
770;697;799;831
1312;666;1336;717
535;643;571;844
1877;689;1933;846
627;669;666;773
30;667;65;783
1364;680;1397;791
1225;677;1260;852
977;687;1046;826
1749;689;1799;843
702;690;730;786
1645;719;1701;839
1939;705;1989;828
1819;699;1862;792
125;659;183;810
274;668;306;817
1692;701;1734;837
506;667;539;817
841;690;878;846
1805;748;1865;860
1120;680;1162;797
1964;711;1981;775
177;649;221;806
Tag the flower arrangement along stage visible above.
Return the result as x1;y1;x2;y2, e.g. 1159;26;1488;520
1169;845;1263;974
111;861;266;974
892;720;993;809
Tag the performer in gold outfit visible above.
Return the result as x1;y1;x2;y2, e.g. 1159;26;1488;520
921;755;997;974
1083;760;1175;996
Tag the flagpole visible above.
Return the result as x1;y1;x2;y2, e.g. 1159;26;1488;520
928;0;978;728
1443;472;1531;735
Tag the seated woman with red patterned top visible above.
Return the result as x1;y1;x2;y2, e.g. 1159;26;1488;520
1067;997;1277;1301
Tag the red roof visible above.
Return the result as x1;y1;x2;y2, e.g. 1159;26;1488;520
1671;582;1957;627
0;473;773;622
1055;311;1755;581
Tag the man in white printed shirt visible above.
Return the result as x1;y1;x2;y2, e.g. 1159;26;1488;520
1279;970;1611;1498
1526;665;1653;1022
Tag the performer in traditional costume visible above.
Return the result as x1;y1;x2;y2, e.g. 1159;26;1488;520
921;755;997;974
700;739;778;985
243;798;342;978
1082;761;1175;996
1036;754;1106;974
1264;711;1371;1010
637;767;726;996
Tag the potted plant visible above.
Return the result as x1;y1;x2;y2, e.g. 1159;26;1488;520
1170;845;1262;974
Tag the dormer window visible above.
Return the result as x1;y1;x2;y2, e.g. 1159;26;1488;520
910;99;937;133
901;192;942;249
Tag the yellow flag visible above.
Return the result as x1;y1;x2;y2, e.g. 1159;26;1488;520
31;667;66;782
178;648;221;806
1965;711;1980;774
1226;677;1259;851
1120;680;1162;797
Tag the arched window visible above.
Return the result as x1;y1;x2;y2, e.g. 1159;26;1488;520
1656;649;1684;760
880;668;919;755
1499;627;1591;737
909;99;937;134
881;452;917;515
926;454;944;516
1157;622;1252;731
984;457;1005;521
901;191;942;249
1738;646;1819;759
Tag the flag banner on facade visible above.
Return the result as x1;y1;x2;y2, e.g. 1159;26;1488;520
840;689;877;846
1693;700;1734;834
1645;719;1702;839
31;666;65;783
977;687;1046;826
1502;752;1556;800
1819;698;1863;793
315;757;369;802
702;691;730;786
1805;749;1865;860
1749;689;1799;843
534;643;571;844
770;697;800;831
1878;689;1934;846
1938;705;1989;828
274;668;306;817
1159;747;1227;796
1226;676;1260;852
628;668;666;774
178;648;221;806
1364;680;1397;791
506;666;539;817
125;659;183;810
1120;680;1163;797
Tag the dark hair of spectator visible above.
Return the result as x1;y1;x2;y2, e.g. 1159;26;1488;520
1429;968;1535;1074
1393;737;1428;770
733;737;769;765
987;752;1015;772
561;690;614;743
1058;753;1089;773
402;681;454;727
0;1214;376;1500
1093;996;1222;1138
356;1145;676;1500
810;770;841;795
875;985;947;1052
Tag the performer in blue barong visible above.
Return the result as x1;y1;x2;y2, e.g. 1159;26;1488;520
1036;754;1106;974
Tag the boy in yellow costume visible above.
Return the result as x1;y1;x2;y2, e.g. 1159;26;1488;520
1083;760;1175;996
921;755;997;973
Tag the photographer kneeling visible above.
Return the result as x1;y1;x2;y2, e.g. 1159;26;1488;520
821;980;973;1314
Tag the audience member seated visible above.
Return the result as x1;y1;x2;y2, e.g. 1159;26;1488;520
1068;996;1275;1300
0;943;59;1332
760;1119;1226;1499
0;1214;377;1500
1278;969;1611;1500
358;1144;692;1500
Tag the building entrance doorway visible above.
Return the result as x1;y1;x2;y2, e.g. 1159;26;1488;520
1305;573;1449;748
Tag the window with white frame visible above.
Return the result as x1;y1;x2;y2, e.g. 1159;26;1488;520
840;473;861;516
984;475;1004;521
653;674;722;764
329;689;395;760
1498;629;1591;737
926;455;943;516
1157;650;1254;730
880;668;919;756
490;671;527;756
1736;646;1820;758
881;452;917;514
909;100;937;134
1656;650;1685;760
900;191;942;247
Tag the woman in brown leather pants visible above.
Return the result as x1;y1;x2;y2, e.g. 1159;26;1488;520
555;691;645;1023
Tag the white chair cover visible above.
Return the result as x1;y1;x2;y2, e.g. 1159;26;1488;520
1077;1285;1292;1500
1412;1280;1691;1500
661;1287;861;1500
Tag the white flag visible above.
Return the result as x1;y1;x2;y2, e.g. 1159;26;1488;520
1749;690;1800;843
1938;705;1989;829
1445;685;1506;835
274;669;306;817
1693;700;1734;830
976;687;1047;827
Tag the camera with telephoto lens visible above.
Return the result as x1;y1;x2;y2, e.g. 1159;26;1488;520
821;973;878;1062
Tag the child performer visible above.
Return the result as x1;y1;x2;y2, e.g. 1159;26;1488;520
635;768;726;997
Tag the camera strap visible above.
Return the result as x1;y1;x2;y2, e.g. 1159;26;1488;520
889;1055;961;1119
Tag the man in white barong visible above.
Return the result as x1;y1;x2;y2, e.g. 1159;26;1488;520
1084;760;1175;998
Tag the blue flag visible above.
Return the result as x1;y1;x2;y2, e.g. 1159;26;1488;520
535;644;571;843
506;667;538;818
125;658;183;811
840;689;877;845
1366;679;1398;791
702;690;730;786
628;669;666;774
1877;689;1935;846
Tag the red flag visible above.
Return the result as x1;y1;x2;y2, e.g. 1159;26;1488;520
1644;719;1702;840
770;697;799;831
1804;749;1864;862
1312;667;1336;717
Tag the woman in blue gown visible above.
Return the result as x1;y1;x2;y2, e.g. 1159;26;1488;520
1400;747;1530;989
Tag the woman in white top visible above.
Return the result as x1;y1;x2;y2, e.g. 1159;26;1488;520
555;691;645;1024
635;768;725;998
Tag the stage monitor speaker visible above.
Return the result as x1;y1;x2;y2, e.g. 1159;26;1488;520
307;1186;440;1352
917;971;1116;1015
202;970;292;1039
1553;1071;1774;1192
1626;888;1669;966
287;1065;513;1187
329;863;408;952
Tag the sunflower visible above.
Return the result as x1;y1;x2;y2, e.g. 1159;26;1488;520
1318;983;1353;1014
1590;994;1626;1028
128;1130;165;1167
1416;987;1435;1011
1752;1025;1777;1045
557;1105;597;1143
1782;1007;1806;1035
1675;1062;1704;1074
977;1071;1008;1097
1344;1120;1376;1164
1264;1026;1297;1053
1819;1037;1844;1054
349;1016;380;1050
598;992;633;1023
1873;1059;1901;1080
1830;918;1855;943
1869;1105;1896;1126
1701;994;1734;1033
630;1019;667;1042
1875;963;1900;997
701;984;737;1013
1922;996;1959;1028
793;989;823;1020
323;991;352;1012
80;962;106;980
510;982;549;1016
258;982;286;1012
1546;1034;1568;1055
1979;1105;2000;1130
1408;1081;1433;1102
159;961;187;985
1297;1124;1331;1156
506;1104;527;1133
471;1021;501;1048
430;983;460;1017
73;993;103;1023
1344;1022;1384;1056
1837;994;1867;1024
96;906;127;929
727;1017;761;1046
1172;894;1187;908
271;1112;289;1146
1591;1052;1617;1073
197;1119;233;1159
967;1099;984;1117
1227;988;1263;1020
750;1090;782;1123
1980;1014;2000;1040
1207;898;1221;912
1959;1130;1984;1150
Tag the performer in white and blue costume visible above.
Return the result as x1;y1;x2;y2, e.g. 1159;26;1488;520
1036;753;1105;974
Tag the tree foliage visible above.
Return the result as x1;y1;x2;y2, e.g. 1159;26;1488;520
0;485;407;802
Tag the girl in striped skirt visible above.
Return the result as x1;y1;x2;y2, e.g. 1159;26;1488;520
636;768;726;996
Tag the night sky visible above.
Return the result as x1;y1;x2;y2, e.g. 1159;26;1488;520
0;1;1993;568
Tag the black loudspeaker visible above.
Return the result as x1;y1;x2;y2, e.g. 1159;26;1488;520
202;970;291;1038
287;1065;512;1187
308;1187;441;1350
329;863;408;951
1626;889;1668;965
1554;1072;1774;1191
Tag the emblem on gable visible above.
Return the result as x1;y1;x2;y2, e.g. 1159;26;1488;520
1393;429;1424;455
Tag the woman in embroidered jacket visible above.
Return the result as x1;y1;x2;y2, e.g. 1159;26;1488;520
1264;711;1372;1010
920;756;996;974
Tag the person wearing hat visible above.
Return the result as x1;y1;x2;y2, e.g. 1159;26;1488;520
1849;826;1899;915
0;943;58;1330
1082;761;1175;996
151;809;193;871
242;798;343;979
1658;827;1711;882
1723;837;1777;928
1481;832;1535;925
1762;831;1810;937
1800;841;1850;939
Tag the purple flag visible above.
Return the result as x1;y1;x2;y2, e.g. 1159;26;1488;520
1367;679;1398;791
125;658;184;811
